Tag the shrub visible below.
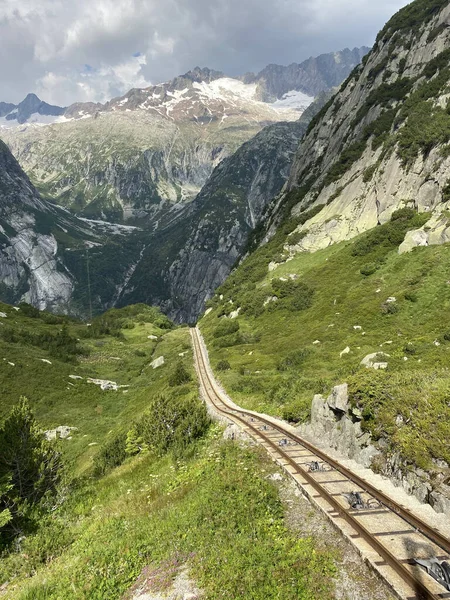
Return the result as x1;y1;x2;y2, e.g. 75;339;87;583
168;362;192;387
363;165;377;183
381;302;399;315
217;360;231;371
282;399;311;424
287;231;307;246
94;432;127;475
403;343;417;355
404;291;418;302
360;264;379;276
138;393;210;458
213;320;240;339
277;349;311;371
0;398;63;540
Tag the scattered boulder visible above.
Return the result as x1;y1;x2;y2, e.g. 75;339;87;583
386;297;396;304
229;307;241;319
340;347;350;358
87;378;129;391
45;426;78;441
0;312;7;318
147;335;158;340
361;352;390;370
204;308;213;316
150;356;165;369
264;296;278;306
312;340;321;345
69;375;83;380
41;359;52;364
327;383;349;413
353;325;362;330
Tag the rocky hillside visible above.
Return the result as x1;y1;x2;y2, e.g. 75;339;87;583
196;0;450;516
265;0;450;255
116;119;311;322
0;140;142;313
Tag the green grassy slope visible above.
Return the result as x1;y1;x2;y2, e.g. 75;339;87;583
0;303;338;599
199;210;450;470
0;303;180;473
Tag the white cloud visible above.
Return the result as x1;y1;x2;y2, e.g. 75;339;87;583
0;0;411;106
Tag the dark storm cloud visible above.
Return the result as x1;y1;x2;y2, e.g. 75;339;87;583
0;0;410;106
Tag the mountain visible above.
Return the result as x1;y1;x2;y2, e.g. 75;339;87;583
0;93;66;126
243;47;370;100
2;50;367;224
0;48;366;318
0;139;142;313
264;1;450;254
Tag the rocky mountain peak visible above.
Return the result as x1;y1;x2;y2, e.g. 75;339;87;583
181;66;225;83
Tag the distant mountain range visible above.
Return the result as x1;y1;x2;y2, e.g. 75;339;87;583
1;48;369;127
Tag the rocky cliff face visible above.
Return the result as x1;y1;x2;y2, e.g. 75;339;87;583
266;0;450;256
0;140;74;310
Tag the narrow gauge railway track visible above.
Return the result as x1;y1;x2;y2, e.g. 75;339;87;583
191;327;450;600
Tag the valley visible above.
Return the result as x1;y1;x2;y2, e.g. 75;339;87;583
2;0;450;597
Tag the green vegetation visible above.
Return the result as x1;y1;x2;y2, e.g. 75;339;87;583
376;0;448;43
0;398;63;544
0;302;338;598
1;435;336;600
200;209;450;472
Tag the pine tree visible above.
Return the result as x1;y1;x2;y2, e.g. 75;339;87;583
0;397;63;538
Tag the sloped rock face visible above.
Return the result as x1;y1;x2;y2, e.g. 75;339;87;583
266;1;450;254
0;140;73;311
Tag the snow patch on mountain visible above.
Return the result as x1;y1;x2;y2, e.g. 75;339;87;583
270;90;314;111
0;113;72;129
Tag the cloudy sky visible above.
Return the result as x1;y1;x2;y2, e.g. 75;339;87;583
1;0;411;106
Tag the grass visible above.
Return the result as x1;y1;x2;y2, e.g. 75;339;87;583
0;303;338;599
200;214;450;471
0;303;185;474
1;435;337;600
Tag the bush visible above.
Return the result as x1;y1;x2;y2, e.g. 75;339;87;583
360;264;379;276
213;320;240;339
381;301;399;315
217;360;231;371
404;291;418;302
277;349;311;371
169;362;192;387
94;432;127;475
282;399;311;424
0;398;63;540
138;393;210;458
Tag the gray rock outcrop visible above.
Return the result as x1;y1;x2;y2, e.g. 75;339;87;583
301;384;379;468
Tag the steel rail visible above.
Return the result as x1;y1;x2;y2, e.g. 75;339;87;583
191;327;448;600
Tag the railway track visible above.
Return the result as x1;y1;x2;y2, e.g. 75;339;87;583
191;326;450;600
